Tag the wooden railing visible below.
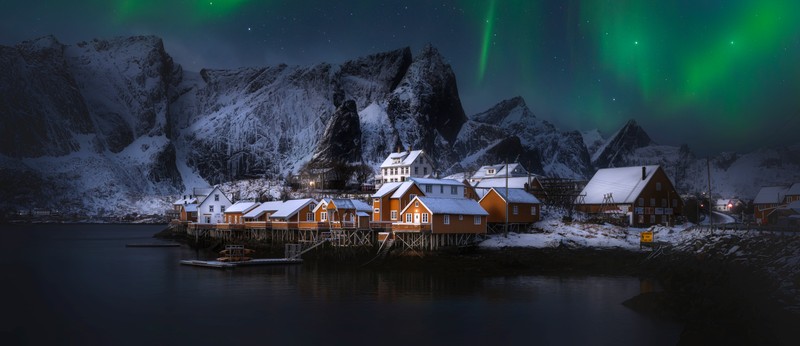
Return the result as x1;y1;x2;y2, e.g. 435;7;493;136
369;222;393;230
391;223;431;232
215;223;245;230
298;221;330;230
244;221;270;230
271;221;298;230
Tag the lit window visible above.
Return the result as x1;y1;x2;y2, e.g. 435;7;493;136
474;215;481;225
443;215;450;224
422;213;429;223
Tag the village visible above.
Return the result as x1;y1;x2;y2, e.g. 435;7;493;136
166;146;800;256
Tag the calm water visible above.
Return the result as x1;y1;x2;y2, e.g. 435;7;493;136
0;224;682;345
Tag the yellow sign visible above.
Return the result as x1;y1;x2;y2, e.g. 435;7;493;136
640;231;654;243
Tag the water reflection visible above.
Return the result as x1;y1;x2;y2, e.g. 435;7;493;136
1;224;682;345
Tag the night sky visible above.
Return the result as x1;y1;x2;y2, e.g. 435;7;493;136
2;1;799;155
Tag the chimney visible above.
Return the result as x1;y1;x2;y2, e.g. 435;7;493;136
396;146;400;153
408;145;412;152
642;166;646;180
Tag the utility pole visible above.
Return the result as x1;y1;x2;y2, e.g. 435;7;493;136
707;157;713;228
505;161;509;238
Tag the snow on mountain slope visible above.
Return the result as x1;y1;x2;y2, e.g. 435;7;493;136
470;97;593;179
581;129;605;158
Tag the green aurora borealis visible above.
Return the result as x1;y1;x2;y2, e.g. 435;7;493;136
2;0;798;154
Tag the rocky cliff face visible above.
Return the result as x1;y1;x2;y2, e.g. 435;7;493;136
468;97;593;179
591;119;653;168
1;35;797;215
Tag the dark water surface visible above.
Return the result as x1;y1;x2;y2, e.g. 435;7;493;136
1;224;682;345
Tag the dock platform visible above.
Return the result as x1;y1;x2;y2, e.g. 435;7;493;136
179;258;303;268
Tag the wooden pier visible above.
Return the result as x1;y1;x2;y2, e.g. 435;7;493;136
179;258;302;268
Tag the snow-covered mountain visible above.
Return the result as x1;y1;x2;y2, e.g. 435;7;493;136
1;35;798;215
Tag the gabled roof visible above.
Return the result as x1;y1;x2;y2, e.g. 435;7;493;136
482;188;541;204
380;150;426;168
578;165;661;204
391;181;418;199
192;187;214;197
173;197;197;205
786;183;800;196
403;197;488;216
471;163;528;180
243;201;284;218
753;186;789;204
372;182;403;198
197;187;232;207
475;176;534;189
271;199;317;219
330;199;355;210
225;201;260;213
409;177;463;186
351;199;372;213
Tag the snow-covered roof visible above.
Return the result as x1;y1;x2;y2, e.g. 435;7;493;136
471;163;528;180
244;201;285;218
475;177;533;189
271;199;316;219
192;187;214;197
225;201;259;213
183;204;197;212
786;183;800;196
331;199;355;210
408;197;488;216
578;165;660;205
197;187;231;206
391;181;418;199
372;182;402;198
753;186;789;204
356;211;370;217
352;199;372;212
173;197;197;205
380;150;425;168
409;177;463;186
785;201;800;213
484;188;541;204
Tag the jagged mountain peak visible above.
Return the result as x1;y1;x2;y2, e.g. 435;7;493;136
591;118;655;167
471;96;535;126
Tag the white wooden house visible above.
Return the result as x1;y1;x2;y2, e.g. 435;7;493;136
377;147;435;184
196;187;233;224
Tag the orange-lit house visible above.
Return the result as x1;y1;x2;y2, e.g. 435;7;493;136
324;198;372;230
478;187;541;225
753;185;790;224
576;165;683;227
179;204;198;222
242;201;284;229
371;181;424;228
393;196;488;234
270;199;317;230
223;201;260;224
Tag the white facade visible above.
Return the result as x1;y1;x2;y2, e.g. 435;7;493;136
378;149;434;183
196;187;233;224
